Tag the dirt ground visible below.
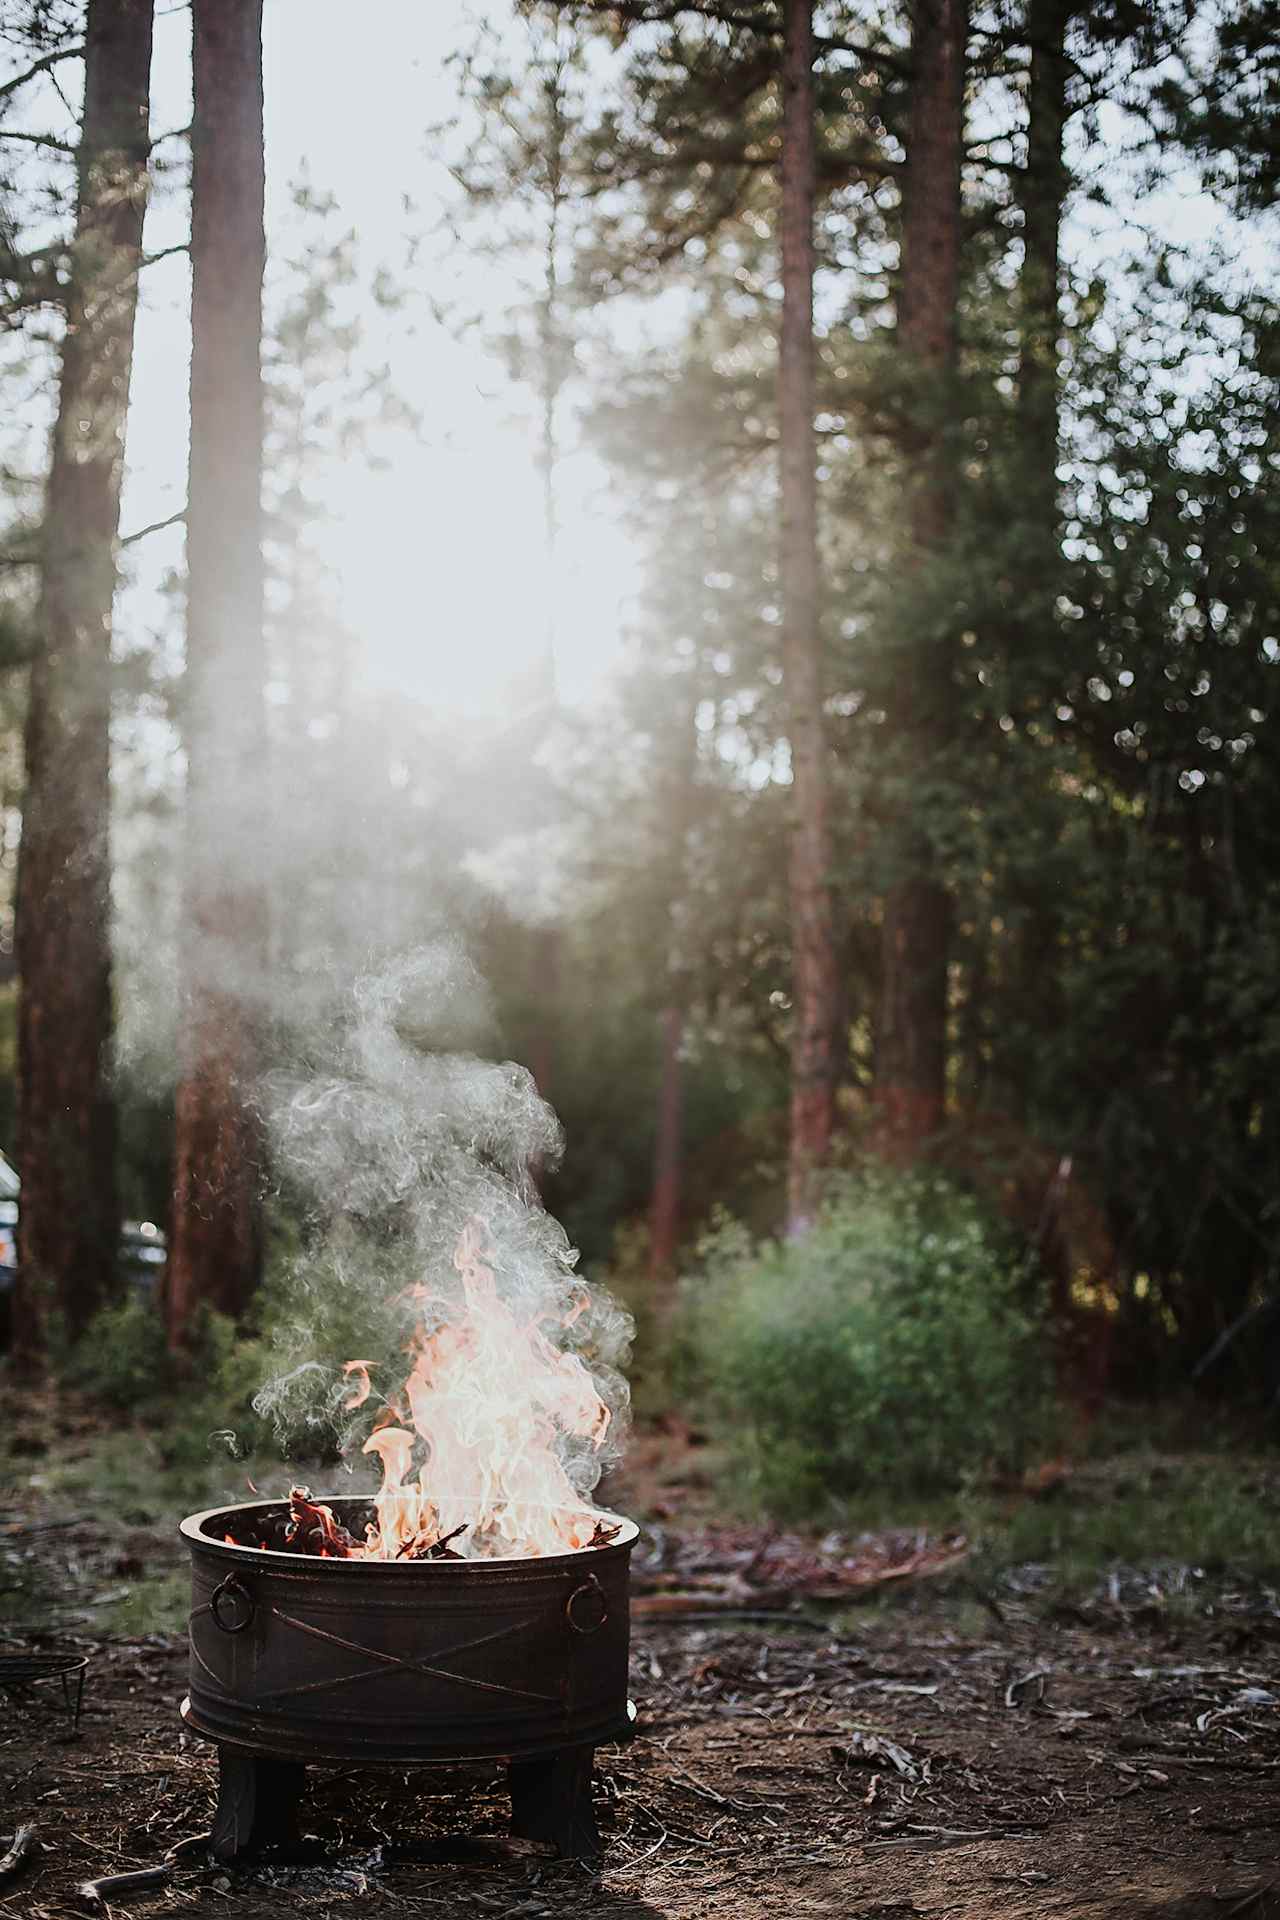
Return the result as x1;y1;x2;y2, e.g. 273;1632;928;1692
3;1511;1279;1919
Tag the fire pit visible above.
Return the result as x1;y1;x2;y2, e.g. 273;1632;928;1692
178;970;641;1866
181;1495;637;1861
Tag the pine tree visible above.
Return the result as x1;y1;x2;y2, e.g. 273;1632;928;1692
1160;0;1277;216
14;0;154;1354
1019;0;1071;596
875;0;968;1152
166;0;267;1348
780;0;837;1226
498;0;1280;1362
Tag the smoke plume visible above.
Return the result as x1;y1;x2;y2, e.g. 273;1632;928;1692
251;942;632;1556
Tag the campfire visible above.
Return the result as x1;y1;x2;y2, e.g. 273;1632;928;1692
181;1226;637;1864
220;1224;624;1565
225;1485;620;1560
179;955;636;1864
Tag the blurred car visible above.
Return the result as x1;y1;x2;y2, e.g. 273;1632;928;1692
0;1147;19;1280
0;1146;167;1302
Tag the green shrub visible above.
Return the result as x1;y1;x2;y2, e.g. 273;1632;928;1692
63;1293;270;1463
592;1219;676;1423
681;1170;1054;1511
63;1290;173;1411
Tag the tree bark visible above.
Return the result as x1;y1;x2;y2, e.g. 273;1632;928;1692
166;0;267;1349
14;0;154;1356
876;0;967;1153
780;0;838;1229
528;38;570;1118
1008;0;1071;1119
1020;0;1070;554
648;1003;684;1284
536;35;570;712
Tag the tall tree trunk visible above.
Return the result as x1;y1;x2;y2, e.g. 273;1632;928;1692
527;44;568;1116
1008;0;1071;1121
1020;0;1070;567
166;0;267;1349
646;681;697;1293
780;0;838;1229
14;0;154;1357
876;0;967;1153
648;1003;684;1284
536;40;569;714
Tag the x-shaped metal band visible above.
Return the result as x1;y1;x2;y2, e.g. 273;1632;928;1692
234;1607;560;1706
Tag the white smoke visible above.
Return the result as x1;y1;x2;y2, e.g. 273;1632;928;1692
251;942;633;1532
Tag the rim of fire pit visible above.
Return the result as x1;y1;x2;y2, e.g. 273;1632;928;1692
180;1498;638;1569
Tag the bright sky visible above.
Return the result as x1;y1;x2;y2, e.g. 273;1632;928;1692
122;0;640;721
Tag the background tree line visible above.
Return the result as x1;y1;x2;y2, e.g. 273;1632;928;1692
0;0;1276;1429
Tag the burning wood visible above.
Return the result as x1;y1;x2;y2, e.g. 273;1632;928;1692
284;1488;359;1557
222;1495;620;1561
395;1521;468;1560
221;1489;464;1560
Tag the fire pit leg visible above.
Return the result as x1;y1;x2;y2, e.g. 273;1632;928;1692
211;1749;306;1863
508;1745;600;1859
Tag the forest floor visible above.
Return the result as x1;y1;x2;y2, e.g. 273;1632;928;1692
2;1393;1279;1920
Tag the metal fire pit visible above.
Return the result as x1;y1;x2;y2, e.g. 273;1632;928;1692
179;1498;637;1861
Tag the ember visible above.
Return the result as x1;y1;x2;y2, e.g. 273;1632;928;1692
221;1491;621;1561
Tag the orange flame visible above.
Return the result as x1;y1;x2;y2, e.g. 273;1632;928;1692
345;1222;615;1560
342;1360;373;1411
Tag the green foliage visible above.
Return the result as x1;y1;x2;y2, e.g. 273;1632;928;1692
244;1230;413;1463
529;0;1280;1391
592;1218;693;1424
58;1290;170;1411
59;1292;271;1471
3;0;1277;1418
999;1456;1280;1579
681;1173;1054;1512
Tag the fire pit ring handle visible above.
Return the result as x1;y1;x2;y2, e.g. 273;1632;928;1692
210;1572;256;1635
565;1573;609;1635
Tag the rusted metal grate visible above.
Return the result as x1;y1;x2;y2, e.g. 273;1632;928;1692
0;1649;88;1731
